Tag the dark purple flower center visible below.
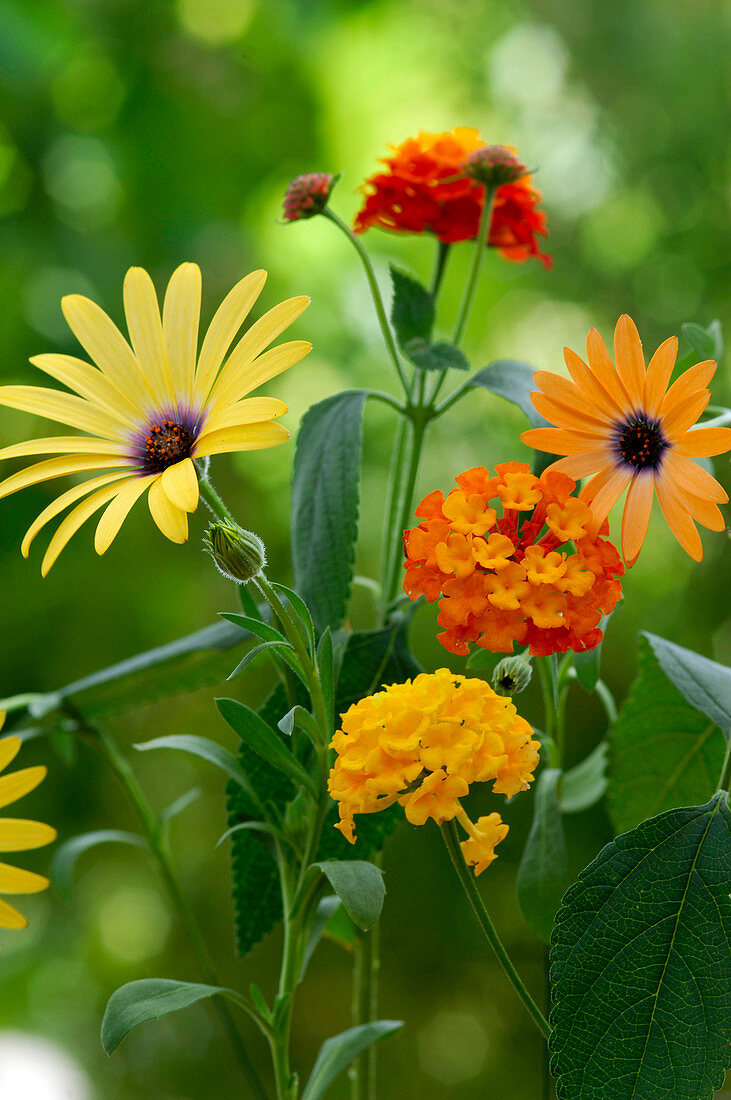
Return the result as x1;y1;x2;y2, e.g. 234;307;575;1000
142;418;196;473
615;415;667;471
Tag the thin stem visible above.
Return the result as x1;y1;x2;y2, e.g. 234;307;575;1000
441;820;550;1039
536;658;555;746
717;735;731;793
451;183;498;347
430;240;451;299
86;719;269;1100
542;946;553;1099
198;475;236;525
379;416;410;620
350;851;382;1100
322;208;409;396
382;411;429;610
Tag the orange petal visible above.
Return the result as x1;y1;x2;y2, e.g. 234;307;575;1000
621;472;654;564
663;451;728;503
613;315;646;409
531;392;611;432
533;371;615;425
521;427;606;455
675;426;731;457
550;449;614;479
563;347;626;421
675;487;726;532
659;360;716;421
654;472;703;560
643;336;677;418
583;467;632;528
662;390;711;440
585;328;633;411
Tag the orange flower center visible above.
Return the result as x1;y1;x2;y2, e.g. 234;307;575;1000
616;416;667;471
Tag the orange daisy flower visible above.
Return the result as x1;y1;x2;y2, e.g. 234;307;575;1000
354;128;551;268
522;315;731;564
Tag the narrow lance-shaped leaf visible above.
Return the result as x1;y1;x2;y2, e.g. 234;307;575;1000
291;390;368;631
216;697;317;797
516;768;569;942
315;860;386;931
301;1021;403;1100
560;741;608;814
134;734;262;808
52;830;148;899
550;794;731;1100
101;979;248;1054
643;630;731;736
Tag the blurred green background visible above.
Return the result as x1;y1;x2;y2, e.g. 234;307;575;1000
0;0;729;1095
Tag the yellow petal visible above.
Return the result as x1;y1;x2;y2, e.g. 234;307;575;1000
0;819;57;851
41;479;138;576
0;738;21;775
22;473;127;558
0;897;27;929
194;421;289;458
123;267;176;407
0;435;127;461
206;301;310;409
209;339;312;410
95;475;156;555
0;385;125;438
29;353;142;425
160;457;199;513
0;862;49;894
163;263;201;406
148;477;189;543
0;455;130;504
193;269;268;407
0;766;46;811
199;396;288;437
61;296;156;412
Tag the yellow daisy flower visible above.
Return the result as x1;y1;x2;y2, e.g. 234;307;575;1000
0;264;311;574
0;712;56;931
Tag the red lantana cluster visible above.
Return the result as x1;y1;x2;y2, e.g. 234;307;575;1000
354;128;551;268
403;464;624;657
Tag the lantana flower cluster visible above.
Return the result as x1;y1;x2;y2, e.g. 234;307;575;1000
403;464;624;657
328;670;539;875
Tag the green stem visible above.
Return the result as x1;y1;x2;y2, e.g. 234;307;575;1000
351;932;373;1100
441;820;551;1039
717;735;731;793
536;658;555;745
451;183;498;347
430;240;451;298
379;416;410;617
86;719;269;1100
382;409;429;611
198;474;236;525
322;208;409;396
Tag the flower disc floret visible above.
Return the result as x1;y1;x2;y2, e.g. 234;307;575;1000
328;671;539;873
403;464;624;656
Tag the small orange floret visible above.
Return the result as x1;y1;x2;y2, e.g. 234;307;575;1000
403;464;624;657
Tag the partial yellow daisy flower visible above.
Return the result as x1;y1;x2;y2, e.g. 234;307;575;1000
0;712;56;932
0;264;311;574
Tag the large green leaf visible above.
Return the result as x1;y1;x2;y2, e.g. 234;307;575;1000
389;265;434;347
301;1021;403;1100
469;360;548;429
315;860;385;931
101;979;244;1054
608;636;726;832
516;768;568;942
550;795;731;1100
291;390;368;631
643;631;731;736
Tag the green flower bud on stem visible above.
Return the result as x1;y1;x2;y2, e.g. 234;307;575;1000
492;652;533;697
203;521;266;584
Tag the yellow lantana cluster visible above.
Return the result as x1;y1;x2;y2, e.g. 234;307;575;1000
328;670;540;875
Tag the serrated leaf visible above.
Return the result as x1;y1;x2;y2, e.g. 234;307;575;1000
469;360;548;429
292;390;368;631
389;266;433;347
216;698;317;797
301;1020;403;1100
52;830;148;899
315;860;385;931
561;742;607;814
643;631;731;736
516;769;568;942
608;637;726;832
101;979;242;1054
407;339;469;372
550;795;731;1100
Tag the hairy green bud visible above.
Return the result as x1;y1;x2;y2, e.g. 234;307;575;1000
203;521;266;584
491;653;533;697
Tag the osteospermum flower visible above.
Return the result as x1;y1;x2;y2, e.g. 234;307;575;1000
0;713;56;932
328;670;539;875
521;315;731;563
403;464;624;657
0;264;310;574
354;128;551;267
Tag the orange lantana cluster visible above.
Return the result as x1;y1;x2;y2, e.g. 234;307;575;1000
403;464;624;657
354;128;551;268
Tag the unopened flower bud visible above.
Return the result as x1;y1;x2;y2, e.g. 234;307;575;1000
203;521;266;584
492;653;532;697
464;145;527;186
282;172;338;221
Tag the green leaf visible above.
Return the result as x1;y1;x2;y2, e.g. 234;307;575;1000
159;787;201;825
608;636;726;832
101;979;241;1054
389;265;433;347
560;742;608;814
52;830;148;899
301;1021;403;1100
550;794;731;1100
643;631;731;736
134;734;261;806
682;319;723;362
323;900;358;946
227;639;297;681
270;582;316;656
315;860;385;931
469;360;548;429
516;769;568;942
406;339;469;372
291;390;368;631
300;895;341;980
216;698;317;797
573;611;612;692
221;613;286;645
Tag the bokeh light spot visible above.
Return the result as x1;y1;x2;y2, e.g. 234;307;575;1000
417;1011;490;1084
0;1032;91;1099
42;136;122;229
177;0;255;45
581;189;664;273
95;886;171;964
490;23;568;105
51;45;126;132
